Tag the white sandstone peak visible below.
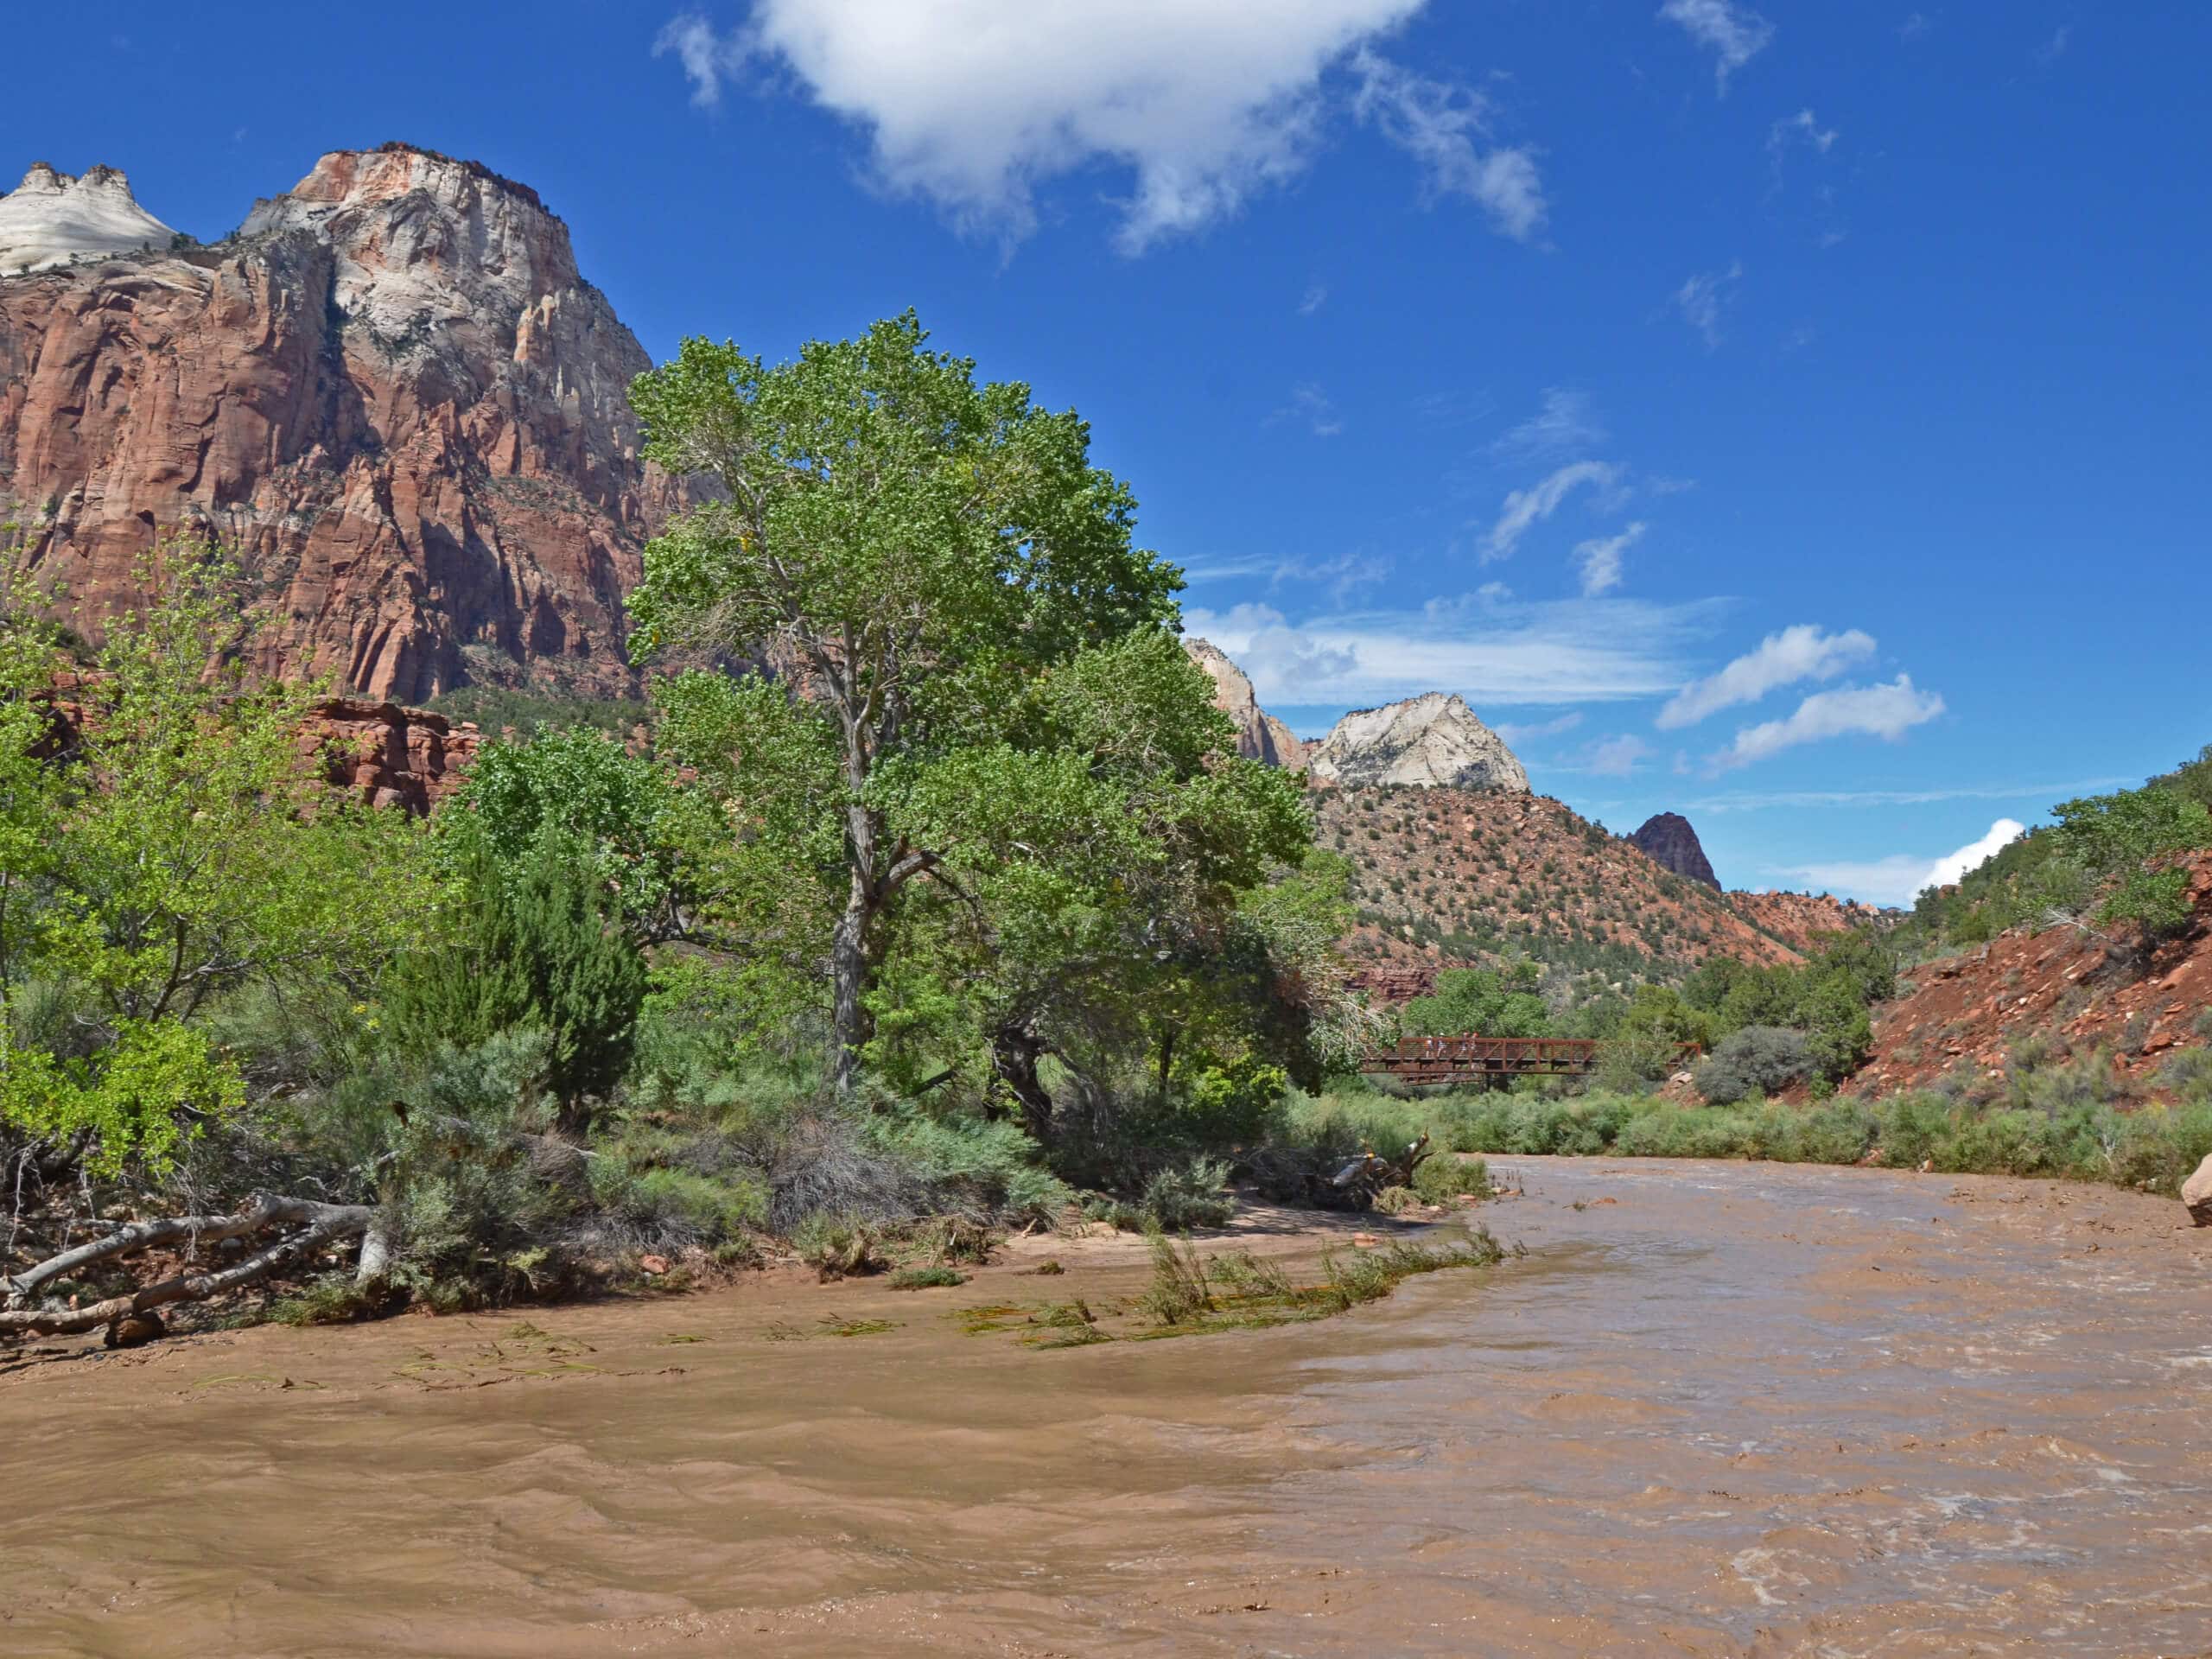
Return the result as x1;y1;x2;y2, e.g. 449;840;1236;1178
0;162;175;274
1306;691;1529;792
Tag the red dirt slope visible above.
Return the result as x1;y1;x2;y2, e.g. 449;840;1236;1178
1850;855;2212;1097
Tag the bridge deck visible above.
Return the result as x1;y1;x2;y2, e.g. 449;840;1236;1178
1364;1034;1701;1084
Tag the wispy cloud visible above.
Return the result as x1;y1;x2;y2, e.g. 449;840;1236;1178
1658;624;1877;729
1708;675;1946;772
2036;23;2073;65
1687;777;2133;813
1586;734;1656;777
1574;521;1646;597
1272;382;1345;437
1489;387;1607;464
1658;0;1775;93
1351;48;1548;242
1768;108;1838;175
1673;261;1742;349
656;1;1436;252
1185;591;1725;709
1777;818;2025;906
1899;11;1935;42
1493;711;1585;746
1298;282;1330;316
1483;460;1622;561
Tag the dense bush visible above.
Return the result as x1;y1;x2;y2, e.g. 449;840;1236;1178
1697;1026;1813;1104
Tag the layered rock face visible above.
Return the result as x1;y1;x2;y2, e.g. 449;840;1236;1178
0;144;663;702
1630;811;1720;891
1306;692;1529;792
1182;636;1306;767
0;163;175;273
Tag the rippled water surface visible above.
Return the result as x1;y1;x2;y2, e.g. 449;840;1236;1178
4;1157;2209;1656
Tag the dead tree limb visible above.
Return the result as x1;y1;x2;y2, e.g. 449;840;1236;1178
0;1195;372;1337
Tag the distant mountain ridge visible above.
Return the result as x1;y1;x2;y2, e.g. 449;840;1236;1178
0;143;665;702
1306;691;1531;792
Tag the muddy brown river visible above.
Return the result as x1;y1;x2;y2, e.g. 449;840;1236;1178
4;1157;2209;1656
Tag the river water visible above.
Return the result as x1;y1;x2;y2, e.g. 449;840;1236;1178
3;1157;2208;1656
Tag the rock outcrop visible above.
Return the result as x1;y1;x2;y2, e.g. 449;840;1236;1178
1182;636;1305;767
2185;1154;2212;1227
1631;811;1720;891
1306;692;1529;792
43;671;480;812
1726;887;1893;953
0;163;175;273
302;697;482;811
0;143;664;703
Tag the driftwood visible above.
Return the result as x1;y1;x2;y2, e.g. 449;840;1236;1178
0;1193;373;1338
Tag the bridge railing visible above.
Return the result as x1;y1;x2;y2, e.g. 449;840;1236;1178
1363;1034;1704;1080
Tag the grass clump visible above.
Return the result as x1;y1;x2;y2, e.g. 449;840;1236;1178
887;1264;968;1290
1411;1154;1491;1204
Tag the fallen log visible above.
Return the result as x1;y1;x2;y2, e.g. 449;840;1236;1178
0;1194;373;1338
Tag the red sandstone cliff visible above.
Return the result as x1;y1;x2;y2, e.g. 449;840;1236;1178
0;144;665;702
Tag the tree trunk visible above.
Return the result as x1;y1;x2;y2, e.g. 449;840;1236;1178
993;1022;1055;1143
0;1195;373;1338
830;873;876;1098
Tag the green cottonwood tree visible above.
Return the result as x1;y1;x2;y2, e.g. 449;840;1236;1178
0;542;430;1173
627;314;1184;1090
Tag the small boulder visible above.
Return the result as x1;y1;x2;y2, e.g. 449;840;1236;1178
639;1254;671;1276
105;1309;165;1349
2183;1154;2212;1227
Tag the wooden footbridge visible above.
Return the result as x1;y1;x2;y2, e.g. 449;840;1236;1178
1363;1034;1702;1085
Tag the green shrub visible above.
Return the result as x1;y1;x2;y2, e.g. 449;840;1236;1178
1696;1027;1811;1105
1411;1154;1491;1203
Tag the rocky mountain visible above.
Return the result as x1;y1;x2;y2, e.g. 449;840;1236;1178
1630;811;1720;891
1306;692;1529;792
1318;785;1801;997
0;143;664;702
1726;888;1894;954
1182;637;1306;767
0;164;175;274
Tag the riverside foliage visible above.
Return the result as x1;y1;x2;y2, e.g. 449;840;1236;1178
0;316;1367;1318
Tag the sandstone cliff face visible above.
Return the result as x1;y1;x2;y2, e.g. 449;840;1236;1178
1182;636;1305;767
1631;811;1720;891
0;144;664;702
1306;692;1529;792
1726;888;1893;954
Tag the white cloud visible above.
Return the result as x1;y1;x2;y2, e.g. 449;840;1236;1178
1899;12;1933;42
1658;0;1774;93
661;1;1446;251
1709;675;1946;772
1181;602;1357;700
655;14;731;105
1483;460;1620;561
1925;819;2025;889
1185;591;1721;708
1574;521;1645;597
1768;108;1838;169
1490;387;1606;464
1298;282;1330;315
2036;23;2072;65
1657;624;1877;728
1780;819;2025;906
1673;261;1742;349
1586;734;1655;777
1350;49;1548;242
1272;382;1345;437
1493;710;1584;745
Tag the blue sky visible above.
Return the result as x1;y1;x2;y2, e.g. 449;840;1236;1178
10;2;2207;902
